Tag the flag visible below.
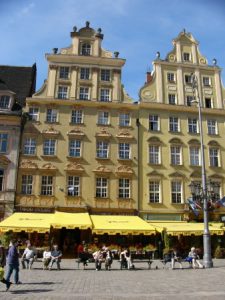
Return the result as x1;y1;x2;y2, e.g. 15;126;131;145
215;196;225;208
187;197;199;216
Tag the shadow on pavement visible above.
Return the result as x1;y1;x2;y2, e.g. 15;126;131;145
23;281;61;285
10;289;53;294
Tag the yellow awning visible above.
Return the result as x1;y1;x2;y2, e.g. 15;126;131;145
148;221;224;236
0;213;54;233
90;215;158;235
51;212;92;230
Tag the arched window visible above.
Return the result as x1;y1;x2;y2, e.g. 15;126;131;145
81;43;91;56
0;169;4;191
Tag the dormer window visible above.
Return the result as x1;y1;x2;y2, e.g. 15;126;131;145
0;95;10;109
183;52;190;62
81;43;91;56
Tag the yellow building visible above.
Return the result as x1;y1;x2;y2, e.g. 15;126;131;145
16;22;138;216
139;30;225;222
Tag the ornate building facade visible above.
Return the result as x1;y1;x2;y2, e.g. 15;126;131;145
139;30;225;221
16;22;138;215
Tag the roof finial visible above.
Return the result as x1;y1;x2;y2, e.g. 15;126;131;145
73;26;77;32
213;58;217;66
156;51;160;59
86;21;90;28
183;28;186;34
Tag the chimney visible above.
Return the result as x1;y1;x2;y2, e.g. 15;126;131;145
146;71;152;83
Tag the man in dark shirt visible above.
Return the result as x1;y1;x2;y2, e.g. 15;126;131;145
49;245;62;270
5;240;21;285
0;240;12;291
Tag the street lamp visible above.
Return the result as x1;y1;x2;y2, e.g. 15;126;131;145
190;73;214;268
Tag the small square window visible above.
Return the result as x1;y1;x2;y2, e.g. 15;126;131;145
183;53;190;61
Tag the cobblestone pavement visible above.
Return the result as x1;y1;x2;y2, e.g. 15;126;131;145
1;259;225;300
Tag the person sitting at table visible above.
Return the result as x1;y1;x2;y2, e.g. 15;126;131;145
49;245;62;270
42;248;51;270
93;248;103;271
21;243;36;269
120;248;133;270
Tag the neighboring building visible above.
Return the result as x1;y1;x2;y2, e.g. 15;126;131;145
0;65;36;219
139;30;225;222
16;22;138;215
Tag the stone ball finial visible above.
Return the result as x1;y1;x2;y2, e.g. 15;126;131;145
86;21;90;28
213;58;217;65
156;51;160;59
52;48;58;54
97;28;102;34
73;26;77;32
114;51;119;58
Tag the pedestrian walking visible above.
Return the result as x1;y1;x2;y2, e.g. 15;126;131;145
0;240;11;291
5;240;21;285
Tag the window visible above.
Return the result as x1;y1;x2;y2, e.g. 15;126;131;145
41;176;53;195
185;74;192;84
149;181;160;203
119;143;130;159
0;95;10;109
171;181;182;203
98;111;109;125
119;178;130;198
207;120;217;135
23;138;36;155
149;115;159;131
205;98;212;108
29;107;39;121
43;139;56;156
189;146;200;166
0;169;4;191
203;76;211;86
169;117;179;132
96;141;109;159
96;177;108;198
81;43;91;56
149;145;160;164
46;109;58;123
188;118;198;134
69;140;81;157
80;68;90;80
183;53;190;61
67;176;80;196
119;113;130;127
79;87;89;100
0;133;8;153
59;67;69;79
101;69;110;81
171;146;181;165
186;95;194;106
58;86;68;99
71;110;83;124
168;94;176;105
167;73;175;82
100;89;110;102
21;175;33;195
209;148;220;167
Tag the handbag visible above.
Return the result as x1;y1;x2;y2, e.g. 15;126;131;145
0;266;4;281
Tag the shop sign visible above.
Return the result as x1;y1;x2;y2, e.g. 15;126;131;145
16;207;54;213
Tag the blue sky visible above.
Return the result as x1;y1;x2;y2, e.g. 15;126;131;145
0;0;225;99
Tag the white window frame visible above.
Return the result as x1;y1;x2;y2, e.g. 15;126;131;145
189;146;200;166
43;139;56;156
100;89;111;102
46;108;58;123
29;107;39;121
101;69;110;81
119;113;130;127
98;111;109;125
183;52;191;62
96;177;108;198
118;178;130;199
59;67;69;79
149;145;160;164
203;76;211;87
188;118;199;134
0;95;10;109
171;180;183;204
169;117;180;132
209;148;220;167
118;143;130;160
67;176;80;196
71;110;83;124
23;138;36;155
167;72;175;83
79;87;89;100
96;141;109;159
171;146;182;165
168;94;176;105
41;175;53;195
69;140;81;157
80;68;90;80
21;175;33;195
0;133;8;153
149;180;161;203
58;86;68;99
81;43;91;56
149;115;159;131
207;120;217;135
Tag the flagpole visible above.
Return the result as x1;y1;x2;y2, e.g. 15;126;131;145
192;74;213;268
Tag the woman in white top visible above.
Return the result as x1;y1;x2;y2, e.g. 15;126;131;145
43;248;51;270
